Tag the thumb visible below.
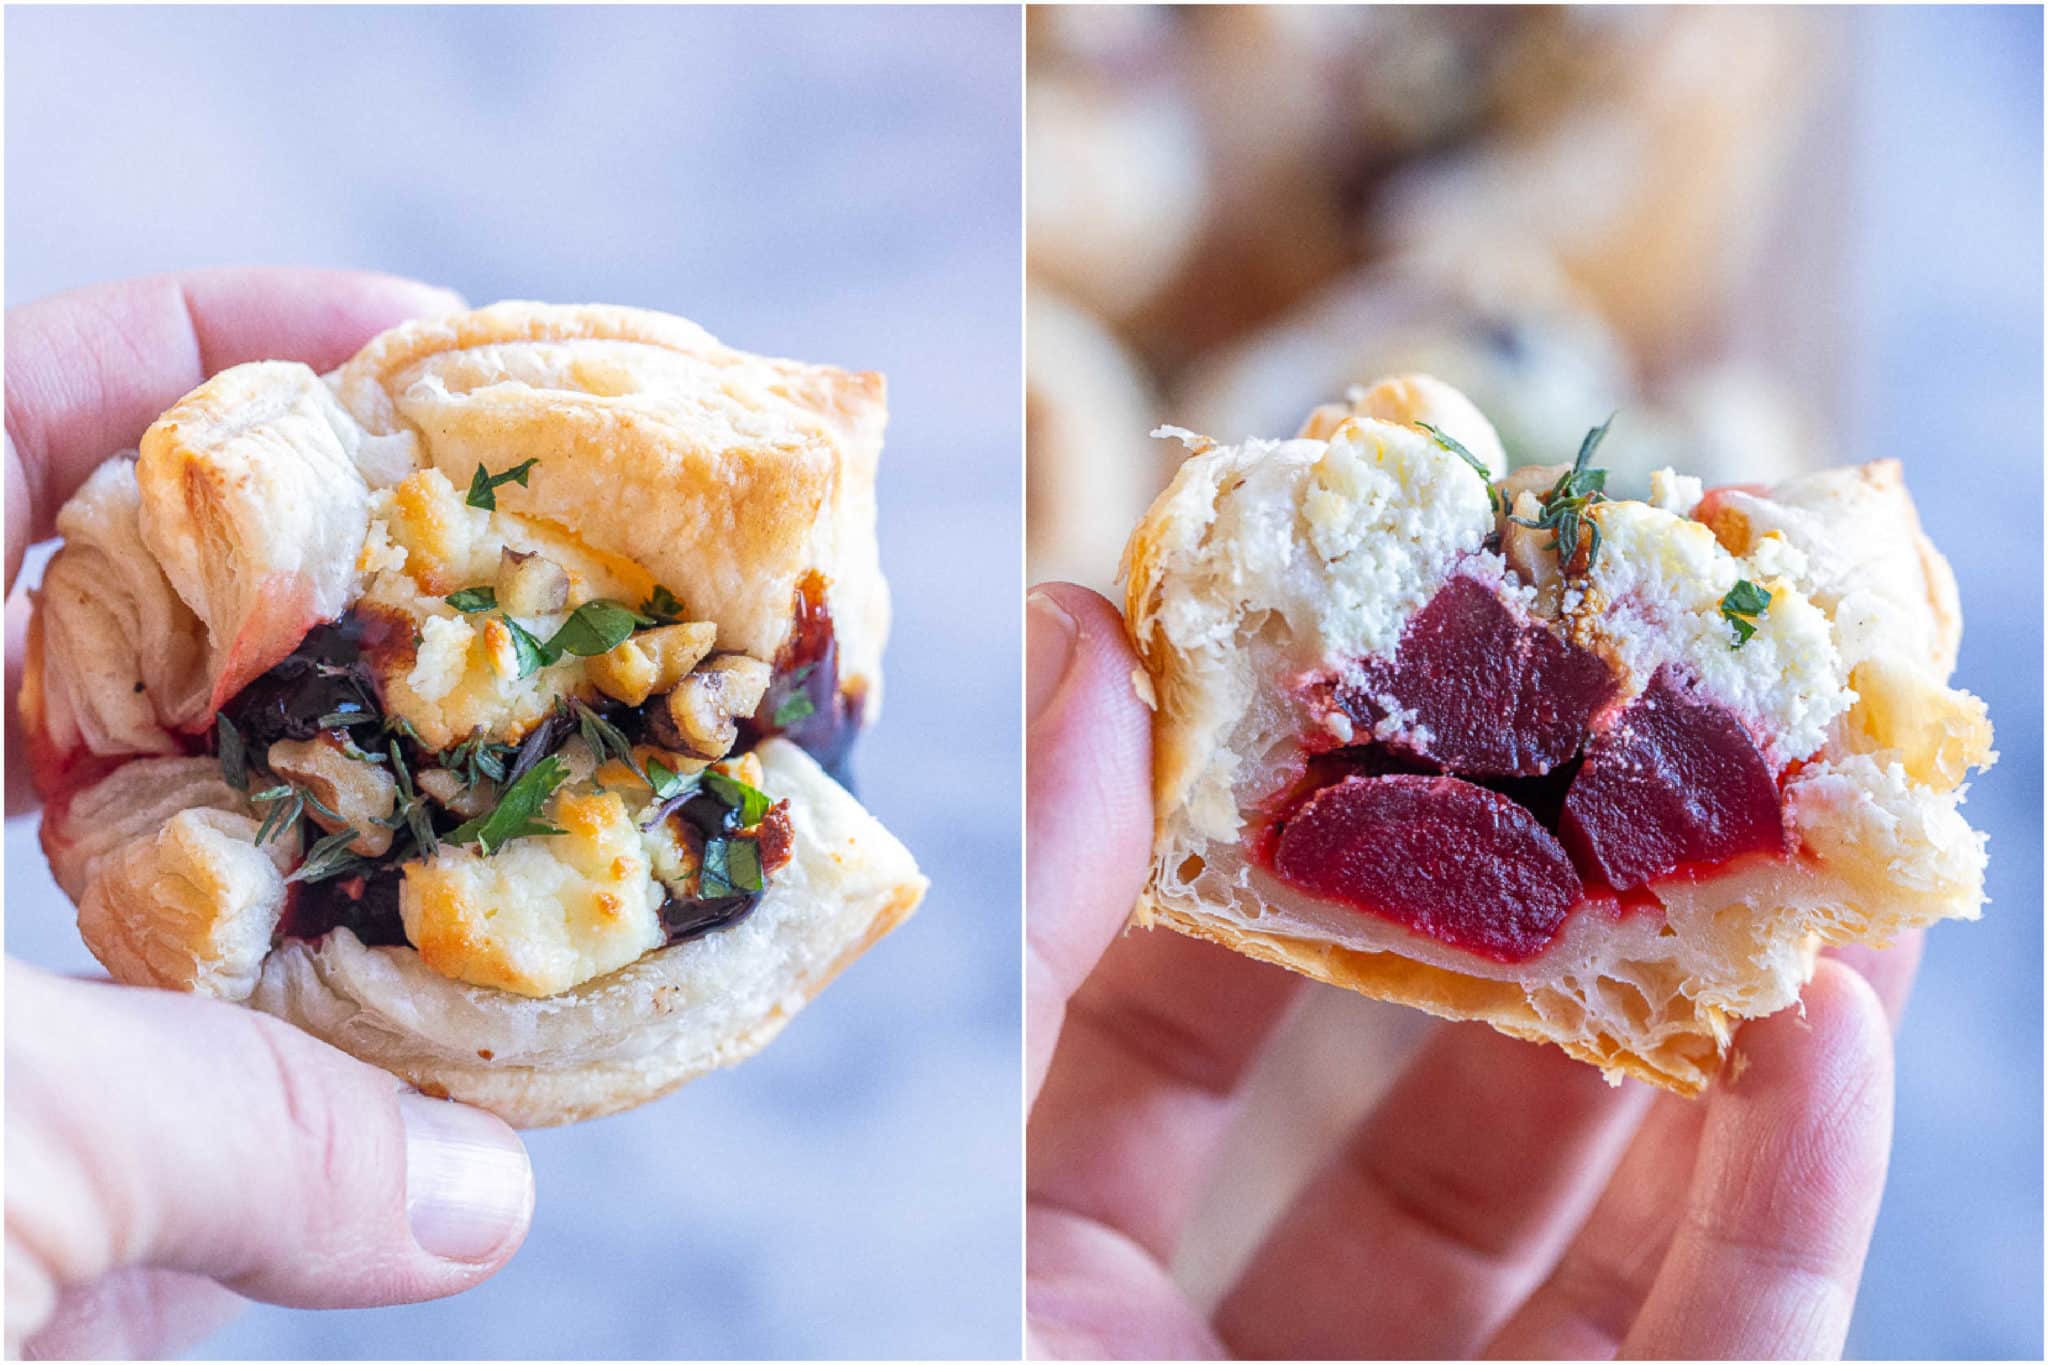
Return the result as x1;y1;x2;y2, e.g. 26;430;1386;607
6;961;532;1340
1024;583;1153;1103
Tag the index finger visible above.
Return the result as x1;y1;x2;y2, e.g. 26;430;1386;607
1620;961;1893;1359
4;266;462;586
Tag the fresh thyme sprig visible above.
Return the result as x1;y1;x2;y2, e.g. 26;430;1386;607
1417;422;1501;514
1507;415;1614;574
572;699;645;783
385;738;439;857
249;780;345;848
444;730;515;789
285;827;372;884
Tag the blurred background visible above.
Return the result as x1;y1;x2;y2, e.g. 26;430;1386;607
1029;5;2041;1359
6;5;1019;1359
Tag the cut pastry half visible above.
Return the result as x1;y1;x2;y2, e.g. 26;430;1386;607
22;301;926;1126
1124;375;1991;1094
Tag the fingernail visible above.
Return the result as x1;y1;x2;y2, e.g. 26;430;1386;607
1027;589;1078;722
401;1094;533;1262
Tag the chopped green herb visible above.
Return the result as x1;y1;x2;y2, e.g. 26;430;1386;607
447;754;570;854
699;835;764;899
772;691;817;727
446;586;498;613
641;584;686;623
1417;421;1502;514
1507;415;1614;573
217;714;248;792
545;599;652;658
466;458;539;511
499;614;559;677
644;756;697;802
1720;579;1773;648
316;705;376;730
704;770;772;828
286;827;370;884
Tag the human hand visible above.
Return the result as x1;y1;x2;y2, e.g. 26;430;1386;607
1024;581;1915;1360
5;269;534;1358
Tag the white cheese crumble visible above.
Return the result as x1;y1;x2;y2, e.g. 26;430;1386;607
1579;500;1852;764
399;787;664;997
355;468;663;749
1145;417;1496;681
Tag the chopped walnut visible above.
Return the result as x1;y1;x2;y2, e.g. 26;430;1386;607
659;654;773;759
496;549;570;616
265;736;398;856
586;621;717;706
702;654;771;711
1497;463;1569;515
417;767;496;819
1502;487;1565;618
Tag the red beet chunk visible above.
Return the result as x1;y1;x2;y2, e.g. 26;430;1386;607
1561;666;1788;890
1348;576;1617;778
1271;774;1584;962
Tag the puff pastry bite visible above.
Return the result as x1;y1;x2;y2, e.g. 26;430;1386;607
23;301;926;1126
1124;375;1991;1094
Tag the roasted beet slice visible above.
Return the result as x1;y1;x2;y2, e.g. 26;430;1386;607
1560;665;1787;890
1344;576;1617;778
1271;773;1583;962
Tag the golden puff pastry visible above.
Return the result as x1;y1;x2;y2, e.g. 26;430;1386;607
1124;375;1991;1095
24;301;925;1126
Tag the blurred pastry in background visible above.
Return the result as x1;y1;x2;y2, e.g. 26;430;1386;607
1129;6;1571;372
1025;1;1835;589
1027;8;1208;325
1175;249;1635;466
1627;363;1819;494
1027;289;1170;591
1176;246;1822;496
1371;6;1817;369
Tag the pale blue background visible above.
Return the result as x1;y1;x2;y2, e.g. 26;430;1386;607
1838;6;2041;1358
5;5;1021;1359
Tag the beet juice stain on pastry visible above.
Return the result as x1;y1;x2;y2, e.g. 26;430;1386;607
21;301;927;1127
1124;373;1993;1094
